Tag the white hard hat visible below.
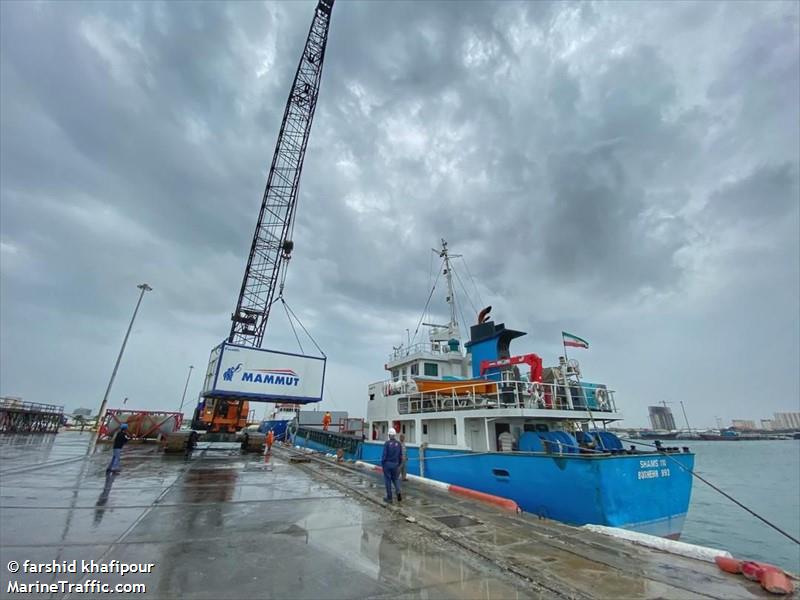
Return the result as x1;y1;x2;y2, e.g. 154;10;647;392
388;428;397;436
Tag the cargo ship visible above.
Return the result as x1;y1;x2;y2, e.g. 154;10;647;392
698;429;741;441
258;405;300;439
294;241;694;539
638;430;680;440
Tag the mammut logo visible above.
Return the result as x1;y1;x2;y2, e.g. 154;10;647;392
241;369;300;387
223;363;242;381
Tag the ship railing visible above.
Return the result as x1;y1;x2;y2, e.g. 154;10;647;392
388;342;459;361
395;379;617;415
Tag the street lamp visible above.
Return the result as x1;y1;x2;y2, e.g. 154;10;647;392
178;365;194;414
97;283;153;429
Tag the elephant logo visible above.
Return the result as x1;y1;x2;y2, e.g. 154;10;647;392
223;363;242;381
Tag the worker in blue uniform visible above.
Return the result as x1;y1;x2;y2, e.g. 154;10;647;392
106;423;131;473
381;428;403;503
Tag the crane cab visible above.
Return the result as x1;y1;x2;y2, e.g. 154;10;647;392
192;397;249;433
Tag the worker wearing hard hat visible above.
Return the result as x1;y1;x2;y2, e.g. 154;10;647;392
266;429;275;453
106;423;131;474
322;411;332;431
381;428;403;503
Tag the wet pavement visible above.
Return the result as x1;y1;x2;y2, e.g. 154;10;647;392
282;447;775;600
0;433;778;599
1;433;538;599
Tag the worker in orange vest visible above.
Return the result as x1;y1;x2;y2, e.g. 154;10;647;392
266;429;275;453
322;411;332;431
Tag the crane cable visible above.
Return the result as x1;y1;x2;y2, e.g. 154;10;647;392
281;297;326;358
621;438;800;546
265;288;326;358
281;299;304;355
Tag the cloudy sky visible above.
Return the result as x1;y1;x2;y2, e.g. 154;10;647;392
1;1;798;428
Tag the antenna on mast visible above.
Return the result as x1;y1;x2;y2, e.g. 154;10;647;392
440;239;457;332
428;239;462;343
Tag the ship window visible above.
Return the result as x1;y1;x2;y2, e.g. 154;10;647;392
424;362;439;377
410;363;419;376
369;394;375;401
453;423;457;435
422;423;428;435
392;369;399;381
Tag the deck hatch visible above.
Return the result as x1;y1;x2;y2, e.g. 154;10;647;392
433;514;482;529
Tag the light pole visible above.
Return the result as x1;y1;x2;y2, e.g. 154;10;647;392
178;365;194;415
97;283;152;429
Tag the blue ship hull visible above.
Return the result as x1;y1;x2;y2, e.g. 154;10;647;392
295;433;693;539
258;419;290;438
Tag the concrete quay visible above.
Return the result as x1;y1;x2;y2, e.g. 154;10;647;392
0;432;775;599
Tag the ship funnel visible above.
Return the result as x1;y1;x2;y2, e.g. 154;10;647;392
465;316;525;379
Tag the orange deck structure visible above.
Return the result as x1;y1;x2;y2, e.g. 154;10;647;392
413;378;498;395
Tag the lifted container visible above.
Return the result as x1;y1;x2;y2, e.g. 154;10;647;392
202;342;326;405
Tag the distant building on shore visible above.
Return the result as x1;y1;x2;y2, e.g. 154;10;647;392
731;419;756;430
773;412;800;430
761;419;774;430
648;405;676;431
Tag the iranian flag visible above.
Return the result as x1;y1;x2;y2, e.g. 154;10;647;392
562;332;589;349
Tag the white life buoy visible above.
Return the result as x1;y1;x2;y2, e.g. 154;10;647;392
595;388;608;410
532;382;545;407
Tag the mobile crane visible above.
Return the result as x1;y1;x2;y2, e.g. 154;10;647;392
165;0;335;452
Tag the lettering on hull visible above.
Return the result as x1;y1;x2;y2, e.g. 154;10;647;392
637;458;670;480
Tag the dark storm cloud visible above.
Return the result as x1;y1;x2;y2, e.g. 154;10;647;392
1;0;797;426
704;163;798;225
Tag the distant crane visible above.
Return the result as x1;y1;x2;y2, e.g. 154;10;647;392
659;400;693;433
172;0;335;447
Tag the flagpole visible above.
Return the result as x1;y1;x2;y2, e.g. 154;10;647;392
561;333;574;410
562;332;604;448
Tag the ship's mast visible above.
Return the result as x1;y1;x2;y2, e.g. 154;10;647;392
425;238;461;342
440;240;458;334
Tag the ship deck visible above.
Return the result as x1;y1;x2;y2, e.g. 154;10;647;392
0;432;777;599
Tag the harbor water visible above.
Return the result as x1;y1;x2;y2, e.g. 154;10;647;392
679;440;800;572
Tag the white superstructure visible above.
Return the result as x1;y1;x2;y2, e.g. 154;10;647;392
366;240;623;453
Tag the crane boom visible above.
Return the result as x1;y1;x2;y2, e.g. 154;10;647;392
229;0;334;347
